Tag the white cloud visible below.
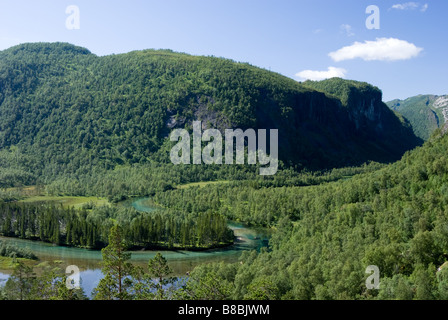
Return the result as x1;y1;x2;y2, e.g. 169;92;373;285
340;24;354;37
390;2;428;11
328;37;423;62
295;67;347;81
391;2;419;10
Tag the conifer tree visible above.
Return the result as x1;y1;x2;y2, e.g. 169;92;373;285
93;225;133;300
147;252;173;300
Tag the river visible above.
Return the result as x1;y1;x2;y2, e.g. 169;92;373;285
0;197;270;297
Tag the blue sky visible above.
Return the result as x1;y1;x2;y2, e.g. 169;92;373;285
0;0;446;101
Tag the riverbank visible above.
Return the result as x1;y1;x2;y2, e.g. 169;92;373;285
0;256;36;271
0;192;271;298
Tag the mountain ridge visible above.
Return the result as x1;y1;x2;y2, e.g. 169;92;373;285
0;42;422;184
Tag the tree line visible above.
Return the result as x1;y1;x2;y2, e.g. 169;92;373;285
0;201;233;250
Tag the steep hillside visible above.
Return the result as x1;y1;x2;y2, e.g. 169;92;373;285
168;123;448;300
387;95;448;140
0;43;421;184
303;78;421;149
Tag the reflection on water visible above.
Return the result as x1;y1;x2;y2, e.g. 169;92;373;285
0;198;271;296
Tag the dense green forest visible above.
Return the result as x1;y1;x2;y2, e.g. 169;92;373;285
159;126;448;300
0;42;420;189
2;126;448;300
0;42;446;301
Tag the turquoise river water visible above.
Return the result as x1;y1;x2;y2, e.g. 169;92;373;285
0;197;270;296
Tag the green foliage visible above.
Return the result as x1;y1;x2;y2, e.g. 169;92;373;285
180;129;448;300
0;200;233;250
3;261;35;300
178;262;235;300
151;162;385;227
3;126;448;300
0;240;37;260
243;277;280;300
0;42;441;301
91;226;176;301
93;225;133;300
303;77;379;107
387;95;447;141
0;43;420;189
147;252;174;300
1;260;87;300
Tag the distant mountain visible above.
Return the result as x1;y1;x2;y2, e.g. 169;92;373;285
0;43;422;181
387;95;448;140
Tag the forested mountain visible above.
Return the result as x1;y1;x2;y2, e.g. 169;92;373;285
387;95;448;141
162;123;448;300
0;42;421;188
1;42;447;301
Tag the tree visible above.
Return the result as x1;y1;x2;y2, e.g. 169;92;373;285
147;252;174;300
3;260;36;300
412;264;436;300
129;265;155;300
179;269;233;300
436;266;448;299
93;225;133;300
244;277;280;300
55;275;88;300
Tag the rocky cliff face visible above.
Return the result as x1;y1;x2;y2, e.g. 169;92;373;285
434;96;448;123
294;78;422;167
346;87;383;131
167;77;422;169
